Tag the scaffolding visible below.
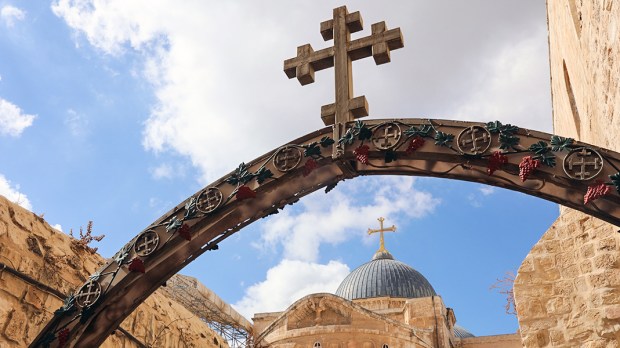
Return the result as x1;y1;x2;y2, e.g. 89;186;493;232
162;274;253;348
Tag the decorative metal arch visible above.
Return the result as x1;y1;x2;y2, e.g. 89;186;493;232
32;118;620;347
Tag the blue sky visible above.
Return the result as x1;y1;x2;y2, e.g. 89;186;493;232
0;0;558;337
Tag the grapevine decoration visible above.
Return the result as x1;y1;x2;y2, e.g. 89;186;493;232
353;145;370;164
584;181;612;205
57;329;70;347
184;197;198;219
385;150;397;163
434;131;454;147
611;173;620;193
54;295;76;316
550;135;574;152
487;151;508;175
165;216;183;233
519;156;541;182
486;121;520;150
339;120;372;145
128;257;145;273
236;186;256;201
302;158;318;176
404;125;432;138
405;136;425;154
528;141;557;167
177;224;192;241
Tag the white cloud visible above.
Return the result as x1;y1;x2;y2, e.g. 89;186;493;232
453;34;552;132
256;177;439;263
1;5;25;27
51;1;550;184
233;259;350;319
0;174;32;211
149;162;184;180
64;108;89;137
479;186;495;196
0;98;36;137
52;224;63;232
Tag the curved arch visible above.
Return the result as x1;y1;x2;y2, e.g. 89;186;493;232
32;118;620;347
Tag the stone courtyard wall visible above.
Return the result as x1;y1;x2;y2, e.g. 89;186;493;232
514;1;620;347
0;195;225;347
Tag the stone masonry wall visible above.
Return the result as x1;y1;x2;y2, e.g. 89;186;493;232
514;1;620;347
515;210;620;347
0;195;226;347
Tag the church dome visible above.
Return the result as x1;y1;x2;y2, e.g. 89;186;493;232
335;249;436;300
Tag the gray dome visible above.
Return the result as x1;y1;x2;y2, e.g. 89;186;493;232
335;250;436;300
453;324;475;338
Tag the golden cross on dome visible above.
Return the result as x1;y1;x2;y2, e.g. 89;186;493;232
284;6;404;157
367;217;396;252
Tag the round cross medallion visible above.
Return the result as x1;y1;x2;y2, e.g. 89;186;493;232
371;123;402;150
75;280;102;308
563;147;604;180
196;187;223;214
457;126;491;155
273;146;302;172
134;230;160;257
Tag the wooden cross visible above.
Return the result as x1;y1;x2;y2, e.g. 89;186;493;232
284;6;404;156
367;217;397;253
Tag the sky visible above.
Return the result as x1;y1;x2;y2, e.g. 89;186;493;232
0;0;559;338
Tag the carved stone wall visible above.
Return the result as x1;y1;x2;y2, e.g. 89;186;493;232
0;195;225;347
514;1;620;346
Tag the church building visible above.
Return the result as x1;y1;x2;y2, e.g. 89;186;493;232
252;219;521;348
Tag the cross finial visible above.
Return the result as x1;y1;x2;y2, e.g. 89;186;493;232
367;217;397;253
284;6;404;157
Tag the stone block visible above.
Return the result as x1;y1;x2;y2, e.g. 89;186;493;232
522;299;547;319
574;276;589;292
561;237;575;251
537;255;556;271
576;232;592;246
590;272;612;288
519;257;535;272
22;285;46;311
598;237;618;252
562;264;580;278
604;304;620;319
544;240;561;253
581;259;594;273
0;271;28;299
548;328;565;345
546;297;571;315
594;253;618;269
600;288;620;305
554;280;575;296
3;309;26;343
565;326;594;342
556;251;578;269
582;243;595;258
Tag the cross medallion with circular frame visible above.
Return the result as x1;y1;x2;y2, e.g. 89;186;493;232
75;280;102;308
563;147;604;180
196;187;223;214
273;145;303;172
134;230;160;257
371;123;402;150
457;125;491;155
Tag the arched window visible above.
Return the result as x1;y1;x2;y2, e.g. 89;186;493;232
314;343;321;348
382;345;389;348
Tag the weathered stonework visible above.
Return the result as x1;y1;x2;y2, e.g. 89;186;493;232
0;195;226;347
515;211;620;346
514;1;620;347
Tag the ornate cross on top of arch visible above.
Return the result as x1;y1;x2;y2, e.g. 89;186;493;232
284;6;403;156
367;217;397;253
